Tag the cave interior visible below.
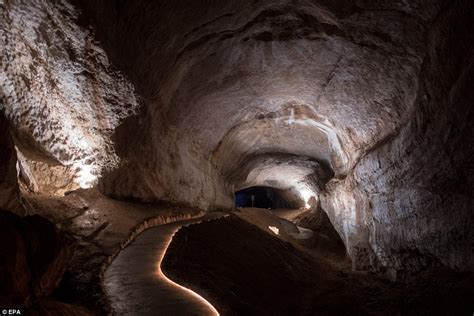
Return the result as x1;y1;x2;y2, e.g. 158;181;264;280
0;0;473;315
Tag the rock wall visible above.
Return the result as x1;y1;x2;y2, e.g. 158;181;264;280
77;0;428;210
71;0;474;273
0;111;22;213
2;0;472;275
321;0;474;276
1;0;139;190
16;149;80;196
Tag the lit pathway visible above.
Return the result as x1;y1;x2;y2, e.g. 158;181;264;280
103;214;222;315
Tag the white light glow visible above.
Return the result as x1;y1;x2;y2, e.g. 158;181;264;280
298;186;316;209
268;226;280;235
74;163;98;188
299;188;312;202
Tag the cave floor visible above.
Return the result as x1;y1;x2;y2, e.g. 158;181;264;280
103;213;224;315
161;211;474;315
21;192;474;315
21;189;207;314
236;207;351;268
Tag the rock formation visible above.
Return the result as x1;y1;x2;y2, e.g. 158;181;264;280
320;0;474;276
76;0;474;275
0;111;22;213
1;0;473;291
1;0;139;190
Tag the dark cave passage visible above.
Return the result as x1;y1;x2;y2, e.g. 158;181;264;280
234;186;292;209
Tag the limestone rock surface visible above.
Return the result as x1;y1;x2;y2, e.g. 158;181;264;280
78;0;427;210
1;0;139;189
321;0;474;275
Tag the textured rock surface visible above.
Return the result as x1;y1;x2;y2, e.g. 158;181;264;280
0;111;22;213
1;0;473;277
22;188;207;313
321;0;474;275
293;208;347;258
0;210;76;307
78;0;424;210
231;154;331;207
1;0;139;189
77;0;473;274
16;149;79;196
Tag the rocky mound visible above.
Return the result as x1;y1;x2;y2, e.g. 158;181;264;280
162;215;354;315
162;214;474;315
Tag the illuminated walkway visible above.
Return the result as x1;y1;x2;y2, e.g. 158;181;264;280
103;215;221;315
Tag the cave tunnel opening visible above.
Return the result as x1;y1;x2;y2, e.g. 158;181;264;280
234;186;291;209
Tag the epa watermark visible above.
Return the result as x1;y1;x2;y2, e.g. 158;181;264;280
1;309;23;315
